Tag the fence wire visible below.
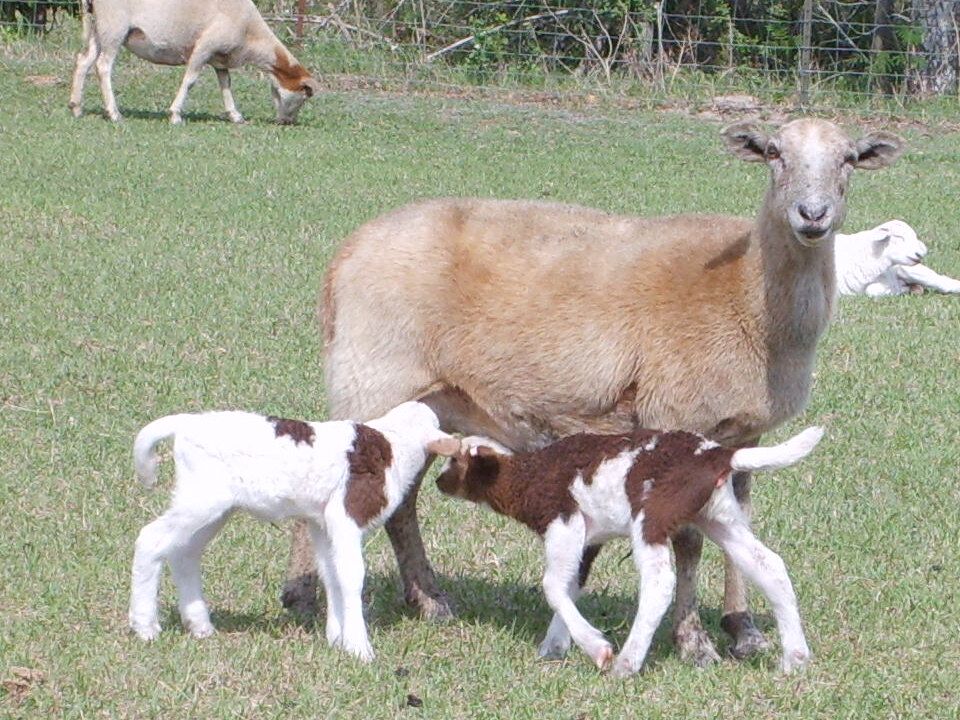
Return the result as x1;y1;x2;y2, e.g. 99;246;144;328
5;1;960;104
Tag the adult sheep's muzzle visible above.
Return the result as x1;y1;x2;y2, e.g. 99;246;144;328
789;199;836;246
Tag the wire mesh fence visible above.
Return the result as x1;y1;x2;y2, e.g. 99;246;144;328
5;1;960;105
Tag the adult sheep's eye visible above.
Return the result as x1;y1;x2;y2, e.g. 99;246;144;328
765;144;781;160
843;154;856;166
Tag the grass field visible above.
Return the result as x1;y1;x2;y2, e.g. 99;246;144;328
2;25;959;719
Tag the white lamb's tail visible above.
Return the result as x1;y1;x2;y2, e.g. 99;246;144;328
132;414;192;487
730;426;824;473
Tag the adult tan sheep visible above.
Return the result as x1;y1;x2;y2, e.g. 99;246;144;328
284;118;903;665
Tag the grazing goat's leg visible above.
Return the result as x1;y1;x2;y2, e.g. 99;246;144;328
169;54;209;124
384;466;453;619
700;516;810;673
94;41;123;122
281;520;319;616
324;509;373;662
541;518;613;670
307;522;344;646
69;28;99;117
671;526;721;667
214;68;244;124
611;535;674;677
538;544;602;659
720;470;771;658
167;512;231;638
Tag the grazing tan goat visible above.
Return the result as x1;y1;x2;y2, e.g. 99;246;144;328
283;119;903;666
69;0;320;124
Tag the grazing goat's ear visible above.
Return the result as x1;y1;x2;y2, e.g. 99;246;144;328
301;77;321;98
854;132;904;170
426;436;461;457
722;122;769;162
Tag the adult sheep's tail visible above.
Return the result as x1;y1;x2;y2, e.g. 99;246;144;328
731;426;824;473
132;414;192;487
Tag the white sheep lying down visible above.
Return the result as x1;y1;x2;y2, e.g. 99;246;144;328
835;220;960;296
129;402;459;661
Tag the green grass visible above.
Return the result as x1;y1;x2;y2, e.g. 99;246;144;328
2;27;960;719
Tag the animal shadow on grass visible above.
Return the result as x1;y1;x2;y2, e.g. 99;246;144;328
157;572;779;668
103;107;229;124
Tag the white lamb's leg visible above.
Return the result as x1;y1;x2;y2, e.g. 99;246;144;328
167;511;231;638
540;518;612;670
307;522;344;648
611;526;675;678
699;516;811;673
214;68;244;124
324;508;373;662
896;263;960;294
129;515;174;640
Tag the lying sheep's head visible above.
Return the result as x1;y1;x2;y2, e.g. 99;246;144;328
722;119;904;247
871;220;927;266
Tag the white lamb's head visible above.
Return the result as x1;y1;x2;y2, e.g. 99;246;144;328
870;220;927;266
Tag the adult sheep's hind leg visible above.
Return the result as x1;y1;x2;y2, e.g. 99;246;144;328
671;526;721;667
281;520;320;617
719;469;771;659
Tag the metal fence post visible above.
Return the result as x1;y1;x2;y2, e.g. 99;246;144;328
799;0;813;106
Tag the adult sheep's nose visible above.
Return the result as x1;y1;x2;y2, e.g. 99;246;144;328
797;202;829;222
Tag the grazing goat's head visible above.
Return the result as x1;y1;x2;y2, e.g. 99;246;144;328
722;118;904;247
868;220;927;266
269;52;321;125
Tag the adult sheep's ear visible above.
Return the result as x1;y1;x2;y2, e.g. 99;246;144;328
426;436;461;457
854;132;904;170
721;121;769;162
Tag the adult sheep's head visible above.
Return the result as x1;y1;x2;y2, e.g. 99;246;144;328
722;119;904;247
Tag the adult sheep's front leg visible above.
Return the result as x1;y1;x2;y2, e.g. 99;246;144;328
281;520;320;616
383;471;454;619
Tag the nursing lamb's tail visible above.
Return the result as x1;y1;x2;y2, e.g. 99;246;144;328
730;426;824;473
132;414;192;487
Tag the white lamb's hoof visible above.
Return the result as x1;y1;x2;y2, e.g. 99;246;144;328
340;640;374;663
189;624;216;639
131;621;161;641
610;656;640;678
538;636;571;660
589;642;615;671
780;648;812;674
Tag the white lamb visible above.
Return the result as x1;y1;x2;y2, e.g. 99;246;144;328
128;401;459;661
835;220;960;296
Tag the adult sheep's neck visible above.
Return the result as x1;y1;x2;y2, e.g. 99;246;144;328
754;190;836;350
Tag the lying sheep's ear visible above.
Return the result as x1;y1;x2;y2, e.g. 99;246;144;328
426;436;461;457
722;122;769;162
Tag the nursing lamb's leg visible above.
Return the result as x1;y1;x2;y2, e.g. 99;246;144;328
538;544;602;659
720;470;771;659
541;519;612;670
611;537;674;677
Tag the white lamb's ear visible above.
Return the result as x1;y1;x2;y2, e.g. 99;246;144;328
426;436;461;457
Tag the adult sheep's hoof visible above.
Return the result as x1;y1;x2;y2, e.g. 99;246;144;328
721;611;771;659
405;585;455;621
281;572;319;618
674;621;722;668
